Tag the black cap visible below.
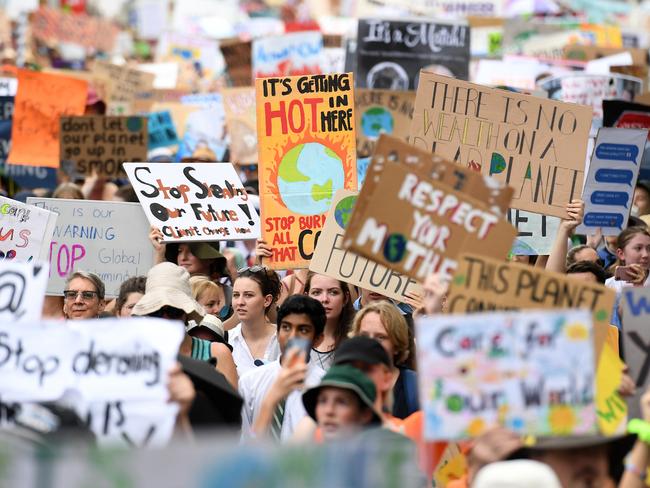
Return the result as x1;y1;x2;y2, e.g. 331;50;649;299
333;336;392;368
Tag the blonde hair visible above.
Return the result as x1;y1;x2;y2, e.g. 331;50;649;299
351;301;410;365
190;276;223;302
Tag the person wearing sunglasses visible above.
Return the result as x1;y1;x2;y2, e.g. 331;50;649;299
132;262;238;389
62;271;106;320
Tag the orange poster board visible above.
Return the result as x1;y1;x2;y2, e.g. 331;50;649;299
256;73;357;269
8;70;88;168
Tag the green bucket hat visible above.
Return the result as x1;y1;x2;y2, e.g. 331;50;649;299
302;365;382;425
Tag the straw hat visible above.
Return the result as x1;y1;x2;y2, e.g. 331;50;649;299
132;262;205;323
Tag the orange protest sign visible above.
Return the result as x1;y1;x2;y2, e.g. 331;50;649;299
7;70;88;168
256;73;357;269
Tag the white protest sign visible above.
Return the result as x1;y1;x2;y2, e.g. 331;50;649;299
80;400;179;448
0;77;17;96
67;319;184;402
0;261;48;322
622;287;650;419
0;321;77;402
0;318;184;403
416;309;596;440
507;209;561;255
124;162;260;243
26;198;154;298
0;195;58;262
577;128;648;236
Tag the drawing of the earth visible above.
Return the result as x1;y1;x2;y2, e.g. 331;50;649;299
277;142;345;215
361;107;393;138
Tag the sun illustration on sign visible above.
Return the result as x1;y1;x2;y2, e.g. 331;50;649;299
266;131;355;216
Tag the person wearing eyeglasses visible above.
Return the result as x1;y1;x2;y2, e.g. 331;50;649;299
62;271;106;320
132;262;238;389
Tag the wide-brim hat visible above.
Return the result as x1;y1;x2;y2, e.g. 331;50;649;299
165;242;227;267
132;262;205;323
302;365;382;426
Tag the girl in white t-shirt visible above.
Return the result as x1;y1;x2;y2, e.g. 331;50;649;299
228;266;282;376
605;226;650;327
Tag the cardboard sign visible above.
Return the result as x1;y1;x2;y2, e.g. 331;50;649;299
256;73;357;269
0;261;48;322
577;128;647;236
252;31;324;79
355;89;416;158
563;44;648;65
124;162;260;243
416;309;596;440
508;210;561;255
222;87;257;163
92;61;155;105
0;195;57;262
343;138;516;283
26;198;154;298
447;253;616;358
310;190;421;302
220;39;253;87
356;19;470;89
0;96;12;163
410;71;593;218
31;6;118;53
0;318;184;403
147;111;180;150
622;287;650;419
7;70;88;168
60;116;148;177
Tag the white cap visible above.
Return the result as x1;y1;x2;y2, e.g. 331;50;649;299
473;460;562;488
187;314;225;339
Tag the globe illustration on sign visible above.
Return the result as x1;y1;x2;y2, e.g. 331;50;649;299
334;195;357;229
510;239;535;255
361;107;393;138
277;142;345;215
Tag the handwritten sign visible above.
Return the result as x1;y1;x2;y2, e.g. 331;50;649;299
356;19;470;89
343;138;516;283
622;287;650;419
577;128;647;236
7;70;88;168
508;210;561;255
124;162;260;243
31;6;118;53
148;111;179;150
26;198;154;298
0;195;57;262
409;72;593;218
0;261;48;322
0;318;184;403
60;116;148;177
596;342;627;435
310;190;421;302
252;31;324;79
355;89;415;158
447;253;616;358
92;61;155;105
416;309;596;440
3;165;58;190
223;87;257;163
0;78;17;96
256;73;357;269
